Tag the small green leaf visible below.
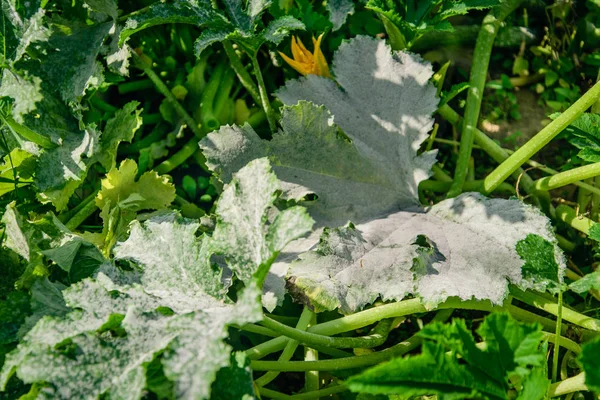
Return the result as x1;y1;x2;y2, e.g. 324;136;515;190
326;0;354;31
516;234;561;293
569;271;600;294
579;336;600;392
91;101;143;171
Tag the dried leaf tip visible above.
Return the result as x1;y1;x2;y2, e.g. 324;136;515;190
279;34;331;78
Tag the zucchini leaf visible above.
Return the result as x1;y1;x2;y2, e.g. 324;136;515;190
346;313;549;400
202;36;564;312
0;158;306;399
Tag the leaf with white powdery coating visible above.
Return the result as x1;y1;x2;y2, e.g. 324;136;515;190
327;0;354;30
203;37;438;227
202;36;564;313
210;158;314;283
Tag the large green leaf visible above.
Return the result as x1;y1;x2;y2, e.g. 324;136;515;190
347;313;548;400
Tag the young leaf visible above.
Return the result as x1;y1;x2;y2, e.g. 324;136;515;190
564;113;600;163
119;0;228;44
90;101;143;171
83;158;176;254
327;0;354;31
569;270;600;294
210;158;314;284
347;313;548;399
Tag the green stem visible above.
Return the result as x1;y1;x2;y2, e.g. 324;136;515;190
592;176;600;220
155;137;200;174
508;304;567;335
552;290;564;382
250;54;277;132
484;79;600;193
259;316;393;349
247;109;266;128
257;384;348;400
58;190;98;224
238;323;278;337
304;313;319;394
541;331;581;354
556;204;594;235
436;136;600;197
522;158;600;197
65;192;99;231
510;287;600;332
142;113;162;125
548;372;588;397
419;179;515;194
89;96;118;113
120;123;168;155
118;79;154;94
432;164;452;182
131;49;203;138
200;63;225;132
247;297;499;360
448;0;523;197
252;309;453;372
213;67;236;120
556;234;576;252
535;162;600;191
222;41;262;106
255;307;314;387
437;104;540;201
3;114;55;149
251;338;420;372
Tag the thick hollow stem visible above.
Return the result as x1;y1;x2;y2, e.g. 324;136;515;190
65;192;100;231
420;179;515;194
247;298;498;360
535;162;600;191
548;372;588;397
448;0;523;197
555;204;594;235
484;79;600;193
437;104;541;202
255;307;314;387
259;316;393;349
200;63;225;132
155;137;200;174
552;290;564;382
304;313;319;394
510;287;600;332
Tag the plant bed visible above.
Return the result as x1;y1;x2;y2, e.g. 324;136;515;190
1;1;600;399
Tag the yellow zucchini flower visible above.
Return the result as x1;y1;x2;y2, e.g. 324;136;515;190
279;34;331;78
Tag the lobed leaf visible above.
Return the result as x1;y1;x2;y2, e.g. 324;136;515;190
202;36;564;312
347;313;548;399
